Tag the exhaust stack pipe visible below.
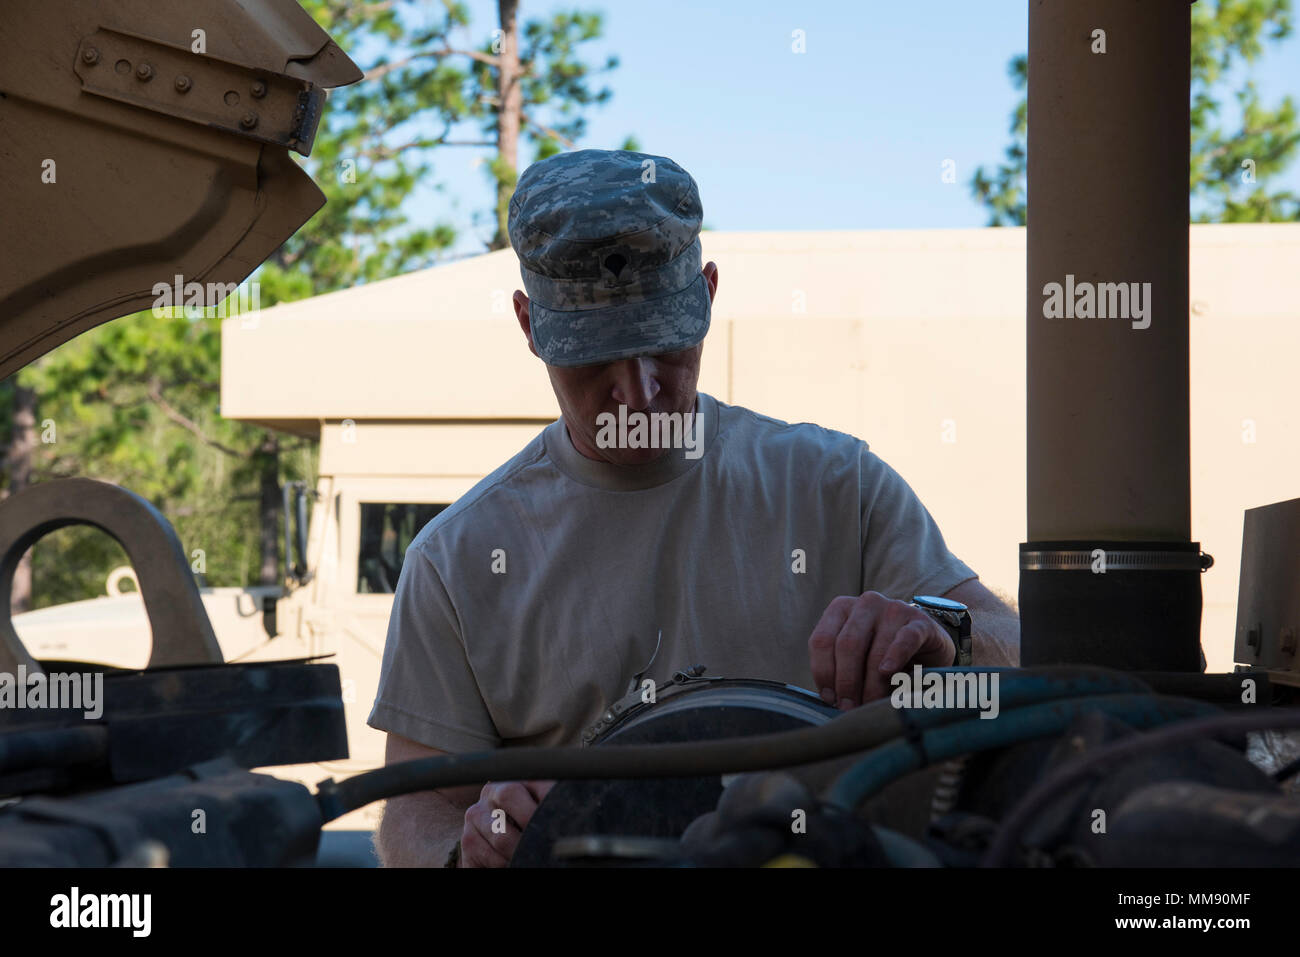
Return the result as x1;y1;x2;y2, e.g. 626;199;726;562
1020;1;1207;671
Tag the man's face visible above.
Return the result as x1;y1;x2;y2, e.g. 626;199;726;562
545;344;704;465
514;262;718;466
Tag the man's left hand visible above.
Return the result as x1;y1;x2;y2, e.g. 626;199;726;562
807;591;955;710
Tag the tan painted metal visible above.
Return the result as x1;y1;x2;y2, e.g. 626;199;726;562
0;478;224;675
1234;497;1300;685
0;0;361;378
1026;2;1191;541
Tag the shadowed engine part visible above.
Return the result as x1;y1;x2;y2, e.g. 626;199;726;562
926;709;1278;866
0;478;348;799
0;659;349;798
1095;781;1300;867
0;477;348;866
678;771;891;868
0;758;323;866
510;676;839;867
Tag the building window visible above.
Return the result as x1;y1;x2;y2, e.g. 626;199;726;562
357;503;448;594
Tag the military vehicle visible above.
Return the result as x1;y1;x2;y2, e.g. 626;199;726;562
0;0;370;864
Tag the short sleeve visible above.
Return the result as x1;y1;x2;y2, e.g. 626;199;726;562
858;447;978;601
366;545;501;753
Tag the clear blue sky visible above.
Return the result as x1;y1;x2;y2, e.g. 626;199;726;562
391;0;1300;258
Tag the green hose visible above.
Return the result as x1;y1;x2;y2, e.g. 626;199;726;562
826;693;1220;811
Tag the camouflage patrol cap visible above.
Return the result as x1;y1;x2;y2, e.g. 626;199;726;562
507;148;710;367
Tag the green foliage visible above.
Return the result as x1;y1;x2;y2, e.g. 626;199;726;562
970;55;1027;227
262;0;462;295
19;307;316;606
971;0;1300;225
275;0;628;280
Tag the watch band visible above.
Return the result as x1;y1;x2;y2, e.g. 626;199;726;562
953;613;972;667
910;595;973;667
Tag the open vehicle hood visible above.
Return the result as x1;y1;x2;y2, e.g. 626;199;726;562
0;0;362;377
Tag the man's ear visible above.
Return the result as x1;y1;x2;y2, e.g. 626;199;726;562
703;261;719;303
513;290;540;358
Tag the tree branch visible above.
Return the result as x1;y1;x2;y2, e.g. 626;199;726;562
364;50;445;83
436;46;501;69
146;380;245;458
359;136;496;162
520;110;577;150
364;45;499;84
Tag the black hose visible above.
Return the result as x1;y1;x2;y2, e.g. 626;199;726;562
316;697;908;821
981;708;1300;867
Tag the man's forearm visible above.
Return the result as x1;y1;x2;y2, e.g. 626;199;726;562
971;602;1020;666
374;790;466;867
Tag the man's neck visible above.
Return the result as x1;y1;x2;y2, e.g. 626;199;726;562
564;395;701;465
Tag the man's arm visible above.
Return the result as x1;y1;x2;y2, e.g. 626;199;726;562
373;733;476;868
941;578;1020;666
374;732;558;868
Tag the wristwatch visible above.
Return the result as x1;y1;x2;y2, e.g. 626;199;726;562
910;595;973;666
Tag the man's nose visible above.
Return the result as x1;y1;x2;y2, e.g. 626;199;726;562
609;357;659;410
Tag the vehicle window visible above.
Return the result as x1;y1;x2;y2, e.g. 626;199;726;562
357;503;449;594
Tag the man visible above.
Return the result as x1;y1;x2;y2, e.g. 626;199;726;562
368;148;1020;868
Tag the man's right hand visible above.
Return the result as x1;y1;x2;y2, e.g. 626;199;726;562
460;779;555;867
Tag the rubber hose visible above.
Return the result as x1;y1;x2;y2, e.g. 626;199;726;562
826;693;1220;810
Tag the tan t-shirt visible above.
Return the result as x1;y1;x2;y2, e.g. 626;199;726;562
367;392;977;752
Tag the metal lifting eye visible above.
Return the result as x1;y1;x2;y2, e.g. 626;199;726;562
0;477;224;675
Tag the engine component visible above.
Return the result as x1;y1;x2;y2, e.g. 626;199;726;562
0;478;348;799
0;658;349;798
983;706;1300;866
0;758;322;866
1096;780;1300;867
925;708;1276;866
510;674;839;867
678;771;888;868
